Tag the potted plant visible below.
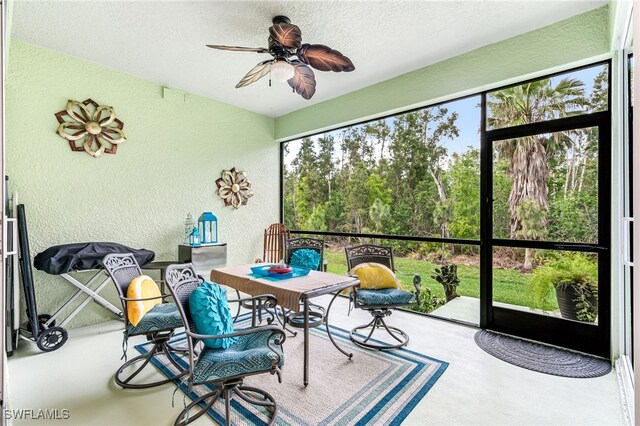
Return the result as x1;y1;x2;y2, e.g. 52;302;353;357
529;254;598;322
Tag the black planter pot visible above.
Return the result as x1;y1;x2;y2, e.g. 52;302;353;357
554;283;598;322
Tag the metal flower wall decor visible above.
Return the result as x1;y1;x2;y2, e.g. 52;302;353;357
55;99;126;158
215;168;254;209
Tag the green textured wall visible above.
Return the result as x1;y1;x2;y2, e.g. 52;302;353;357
275;6;610;140
6;40;277;328
609;0;619;48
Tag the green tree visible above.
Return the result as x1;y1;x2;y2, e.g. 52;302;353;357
304;204;328;231
342;163;371;233
449;149;481;240
365;173;392;206
387;106;459;241
488;78;585;270
369;198;391;234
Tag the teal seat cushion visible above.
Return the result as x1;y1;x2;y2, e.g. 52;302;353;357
290;249;321;270
189;281;236;349
126;303;182;336
356;288;415;306
192;329;284;384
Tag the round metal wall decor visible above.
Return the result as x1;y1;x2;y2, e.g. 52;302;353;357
215;167;254;209
55;99;126;158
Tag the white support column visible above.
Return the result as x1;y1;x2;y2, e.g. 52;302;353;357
633;3;640;425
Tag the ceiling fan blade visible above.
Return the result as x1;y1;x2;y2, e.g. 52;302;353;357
235;60;274;88
206;44;269;53
297;44;355;72
287;62;316;100
268;23;302;49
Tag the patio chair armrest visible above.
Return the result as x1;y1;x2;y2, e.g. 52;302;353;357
118;294;173;302
185;324;286;344
395;269;421;301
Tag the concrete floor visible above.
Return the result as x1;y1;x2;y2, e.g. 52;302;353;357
6;294;627;426
430;296;564;325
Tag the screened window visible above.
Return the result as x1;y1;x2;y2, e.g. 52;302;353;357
283;96;481;241
281;61;610;345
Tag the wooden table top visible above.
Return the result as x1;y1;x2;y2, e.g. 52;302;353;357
211;263;359;312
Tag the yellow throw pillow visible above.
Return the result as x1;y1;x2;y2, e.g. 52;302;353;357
348;262;399;290
126;275;162;326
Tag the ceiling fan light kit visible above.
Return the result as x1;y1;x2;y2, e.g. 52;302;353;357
270;59;295;82
207;15;355;100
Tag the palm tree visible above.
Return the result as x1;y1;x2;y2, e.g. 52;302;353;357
488;78;585;271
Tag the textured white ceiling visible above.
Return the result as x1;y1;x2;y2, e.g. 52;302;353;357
12;1;606;117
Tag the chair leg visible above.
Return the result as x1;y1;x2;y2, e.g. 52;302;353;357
224;389;231;426
174;389;220;426
350;311;409;351
116;337;186;389
234;386;278;425
274;306;298;337
174;381;278;426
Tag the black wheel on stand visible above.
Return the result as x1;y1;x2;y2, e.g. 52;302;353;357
36;327;68;352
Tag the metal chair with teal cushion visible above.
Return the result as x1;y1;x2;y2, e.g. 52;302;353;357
164;263;286;426
345;244;421;350
103;253;186;389
284;237;327;327
285;237;325;271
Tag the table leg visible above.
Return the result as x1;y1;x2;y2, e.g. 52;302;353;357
233;290;242;323
304;298;309;387
251;300;257;327
325;291;353;360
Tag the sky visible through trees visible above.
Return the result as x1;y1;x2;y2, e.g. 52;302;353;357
285;67;601;161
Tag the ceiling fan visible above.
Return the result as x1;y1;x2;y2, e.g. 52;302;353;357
206;15;355;100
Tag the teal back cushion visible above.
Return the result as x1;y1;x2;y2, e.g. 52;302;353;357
290;249;321;271
189;281;236;349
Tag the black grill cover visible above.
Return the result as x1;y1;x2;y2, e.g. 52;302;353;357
34;242;155;275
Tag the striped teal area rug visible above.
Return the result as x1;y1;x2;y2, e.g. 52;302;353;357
135;315;448;425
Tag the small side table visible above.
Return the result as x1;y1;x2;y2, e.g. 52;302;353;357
178;243;227;278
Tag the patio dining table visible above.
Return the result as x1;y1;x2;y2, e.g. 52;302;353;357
211;263;360;386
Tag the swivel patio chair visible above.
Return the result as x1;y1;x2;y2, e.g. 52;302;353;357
284;237;326;328
164;263;286;426
103;253;186;389
345;244;421;350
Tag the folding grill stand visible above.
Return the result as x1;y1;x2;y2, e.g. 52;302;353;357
17;205;127;352
42;271;123;330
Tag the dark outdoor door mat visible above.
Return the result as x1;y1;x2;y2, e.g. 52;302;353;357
474;329;611;378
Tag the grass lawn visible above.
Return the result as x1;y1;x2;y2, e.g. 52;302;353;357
323;250;558;313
